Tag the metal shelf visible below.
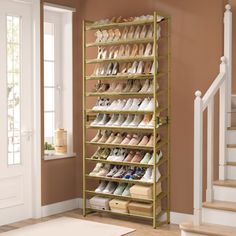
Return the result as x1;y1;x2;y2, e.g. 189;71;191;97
85;157;168;168
86;174;168;186
86;140;167;151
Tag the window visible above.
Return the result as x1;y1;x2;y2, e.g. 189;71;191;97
43;8;73;156
7;15;21;165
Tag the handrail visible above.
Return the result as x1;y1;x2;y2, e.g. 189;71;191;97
202;71;226;110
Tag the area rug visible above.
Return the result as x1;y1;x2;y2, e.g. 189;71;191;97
0;217;135;236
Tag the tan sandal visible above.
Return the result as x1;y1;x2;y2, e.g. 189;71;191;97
113;29;121;41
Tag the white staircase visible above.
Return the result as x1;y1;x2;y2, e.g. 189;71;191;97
180;5;236;236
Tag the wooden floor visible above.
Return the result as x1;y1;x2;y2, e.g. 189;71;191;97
0;209;181;235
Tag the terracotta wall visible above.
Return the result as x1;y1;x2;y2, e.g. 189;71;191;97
41;0;231;215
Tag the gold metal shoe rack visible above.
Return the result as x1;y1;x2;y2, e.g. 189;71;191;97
82;12;171;228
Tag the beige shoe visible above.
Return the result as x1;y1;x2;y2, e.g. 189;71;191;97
113;29;121;41
105;133;116;144
140;25;147;38
98;131;109;143
91;130;102;142
107;82;117;92
121;27;129;40
138;135;149;146
144;61;152;74
112;133;123;144
114;83;125;93
123;80;133;93
124;44;131;57
134;26;141;39
147;80;159;93
118;45;125;57
127;26;135;39
128;134;141;145
139;79;150;93
138;114;152;127
130;44;138;57
138;44;145;56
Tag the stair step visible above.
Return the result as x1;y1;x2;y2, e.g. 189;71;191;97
227;126;236;130
203;200;236;212
214;179;236;188
227;162;236;166
227;144;236;148
180;222;236;236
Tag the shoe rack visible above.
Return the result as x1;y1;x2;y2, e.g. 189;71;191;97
82;12;171;228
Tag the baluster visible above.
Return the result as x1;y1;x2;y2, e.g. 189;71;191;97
194;91;203;225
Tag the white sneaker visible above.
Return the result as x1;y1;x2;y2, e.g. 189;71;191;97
113;148;128;162
113;114;125;126
108;100;119;110
97;114;110;126
129;98;141;110
128;115;143;127
106;114;118;126
107;148;119;161
140;167;152;182
148;167;161;182
148;150;163;164
122;114;134;126
103;182;117;193
106;166;119;178
122;99;133;110
95;181;107;192
113;99;126;110
91;114;103;126
138;98;150;111
97;164;110;176
92;98;103;110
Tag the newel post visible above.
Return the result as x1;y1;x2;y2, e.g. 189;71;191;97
219;57;227;180
194;91;203;226
224;4;232;126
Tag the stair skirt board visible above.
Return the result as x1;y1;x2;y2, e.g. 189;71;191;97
213;186;236;202
227;148;236;162
226;166;236;179
227;130;236;144
202;208;236;227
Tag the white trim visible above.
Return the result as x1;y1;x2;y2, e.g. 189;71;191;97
41;198;193;224
44;2;76;13
31;0;41;219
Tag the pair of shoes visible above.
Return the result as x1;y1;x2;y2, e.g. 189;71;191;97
141;167;161;182
89;163;111;177
123;151;144;163
107;148;128;161
139;79;159;93
95;181;118;194
138;114;155;128
92;98;110;110
114;183;131;196
92;82;110;93
92;148;111;160
93;63;119;76
138;98;158;111
91;114;110;126
140;150;163;164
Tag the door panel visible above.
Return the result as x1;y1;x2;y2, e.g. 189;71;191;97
0;0;33;226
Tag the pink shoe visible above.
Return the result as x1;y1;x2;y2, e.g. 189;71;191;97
131;151;143;163
128;134;141;145
121;134;132;145
124;151;135;162
138;135;149;146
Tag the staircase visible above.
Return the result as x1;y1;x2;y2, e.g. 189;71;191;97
180;5;236;236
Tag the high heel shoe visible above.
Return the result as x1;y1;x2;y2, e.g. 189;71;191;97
121;27;129;40
140;25;147;38
134;25;141;39
111;62;119;75
107;29;115;42
143;61;152;74
101;30;109;42
113;47;119;59
108;46;115;59
106;63;114;75
127;61;138;74
130;44;138;57
144;43;153;57
97;47;104;59
146;25;153;38
100;64;108;76
123;80;133;92
127;26;135;39
124;45;131;57
138;44;145;56
136;61;144;74
117;45;125;57
113;29;121;41
95;30;103;43
150;61;159;74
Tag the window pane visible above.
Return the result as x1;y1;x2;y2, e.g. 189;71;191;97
44;112;55;144
44;22;54;61
44;61;54;86
44;87;54;111
7;15;21;165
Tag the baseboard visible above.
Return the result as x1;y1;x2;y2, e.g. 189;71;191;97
41;197;193;224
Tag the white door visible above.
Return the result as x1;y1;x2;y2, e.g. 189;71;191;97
0;0;33;226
